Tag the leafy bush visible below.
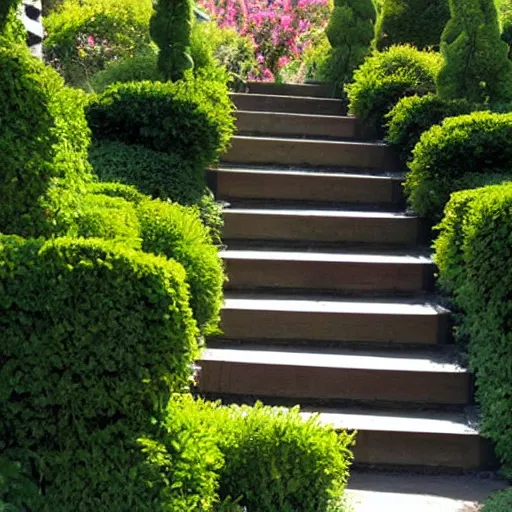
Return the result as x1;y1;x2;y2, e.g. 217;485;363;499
480;488;512;512
86;76;235;171
166;396;355;512
437;0;512;103
501;2;512;58
0;44;92;238
345;45;442;136
405;111;512;219
44;0;153;88
385;94;475;160
85;181;147;204
137;199;224;335
0;0;25;46
433;182;512;473
322;0;376;94
0;235;201;510
375;0;450;50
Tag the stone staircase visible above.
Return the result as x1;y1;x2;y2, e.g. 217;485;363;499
199;82;494;471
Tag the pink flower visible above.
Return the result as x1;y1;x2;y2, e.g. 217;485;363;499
87;35;95;47
277;55;290;69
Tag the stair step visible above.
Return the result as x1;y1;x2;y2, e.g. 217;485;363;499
212;167;404;207
199;345;470;405
230;93;346;115
224;136;401;170
236;111;363;140
223;208;427;246
246;82;335;98
221;249;434;293
219;294;450;345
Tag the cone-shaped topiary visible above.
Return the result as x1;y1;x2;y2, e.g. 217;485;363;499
322;0;376;92
150;0;194;82
437;0;512;103
375;0;450;50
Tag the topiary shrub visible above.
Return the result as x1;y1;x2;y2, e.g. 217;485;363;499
437;0;512;103
375;0;450;50
0;235;202;510
0;44;93;238
480;488;512;512
405;111;512;219
86;76;234;172
150;0;194;82
345;45;442;137
85;181;147;205
433;183;512;474
321;0;376;94
385;93;475;160
137;199;225;335
44;0;153;88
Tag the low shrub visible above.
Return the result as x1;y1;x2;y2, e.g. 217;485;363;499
480;488;512;512
85;181;146;205
433;182;512;473
385;94;475;160
137;199;225;335
44;0;153;88
86;76;235;171
405;111;512;219
0;235;200;510
345;45;442;137
166;396;355;512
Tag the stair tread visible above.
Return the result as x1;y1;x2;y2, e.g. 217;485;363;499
201;345;465;373
223;293;449;315
236;109;352;121
233;134;387;147
221;249;432;264
307;408;479;435
225;208;416;219
231;92;343;102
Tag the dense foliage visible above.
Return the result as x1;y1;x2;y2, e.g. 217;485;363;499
375;0;449;50
385;94;475;159
405;111;512;219
345;45;442;136
480;488;512;512
437;0;512;103
322;0;376;94
434;183;512;474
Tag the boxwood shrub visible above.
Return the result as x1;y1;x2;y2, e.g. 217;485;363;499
405;111;512;219
433;182;512;474
385;94;475;160
86;76;235;171
480;488;512;512
345;45;442;137
0;235;201;510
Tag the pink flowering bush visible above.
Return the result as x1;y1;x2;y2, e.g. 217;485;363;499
198;0;331;80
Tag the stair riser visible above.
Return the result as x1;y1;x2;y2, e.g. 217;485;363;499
352;431;490;470
224;137;401;170
223;213;425;246
223;258;433;293
219;309;448;345
235;111;362;139
214;170;404;206
247;82;335;98
231;93;345;115
199;361;470;405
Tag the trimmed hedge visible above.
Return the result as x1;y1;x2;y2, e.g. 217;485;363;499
0;235;201;510
86;77;235;171
166;396;355;512
0;44;92;238
385;94;475;160
375;0;450;50
480;488;512;512
433;182;512;473
137;199;225;335
345;45;442;136
405;111;512;219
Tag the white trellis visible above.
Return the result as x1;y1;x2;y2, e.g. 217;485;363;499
18;0;43;58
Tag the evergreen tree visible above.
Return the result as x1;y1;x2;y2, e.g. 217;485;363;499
150;0;194;82
322;0;376;92
437;0;512;103
375;0;450;50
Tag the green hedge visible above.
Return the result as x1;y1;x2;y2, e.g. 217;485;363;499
405;111;512;219
385;94;475;160
0;235;201;510
137;199;225;336
86;77;235;172
0;44;92;238
345;45;442;136
433;182;512;473
480;488;512;512
0;0;25;46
